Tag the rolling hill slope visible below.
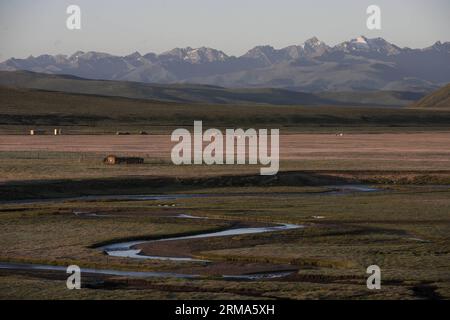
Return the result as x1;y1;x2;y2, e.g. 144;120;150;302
1;86;449;134
0;70;425;107
412;84;450;109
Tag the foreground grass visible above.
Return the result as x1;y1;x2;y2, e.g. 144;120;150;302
2;155;450;182
0;204;227;271
1;272;431;300
0;185;449;299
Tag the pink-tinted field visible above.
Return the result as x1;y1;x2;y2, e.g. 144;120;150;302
0;133;449;182
1;133;449;162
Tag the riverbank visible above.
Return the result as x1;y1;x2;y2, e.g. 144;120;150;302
1;171;450;202
1;184;449;299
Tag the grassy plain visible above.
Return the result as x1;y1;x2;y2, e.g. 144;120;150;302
0;185;449;299
1;86;450;135
0;85;449;300
0;133;449;183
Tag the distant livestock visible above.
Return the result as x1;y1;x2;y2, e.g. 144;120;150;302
103;155;144;165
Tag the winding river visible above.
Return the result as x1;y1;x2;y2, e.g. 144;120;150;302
0;185;379;205
0;261;294;280
100;223;302;262
0;185;379;280
0;220;301;280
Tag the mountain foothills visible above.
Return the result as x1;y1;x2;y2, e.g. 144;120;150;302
413;84;450;109
2;85;450;135
0;70;426;106
1;36;449;92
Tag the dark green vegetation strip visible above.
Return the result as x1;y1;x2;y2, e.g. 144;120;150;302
1;86;450;134
0;70;427;107
1;170;449;201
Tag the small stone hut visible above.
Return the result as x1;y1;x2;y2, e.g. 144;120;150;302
103;155;144;165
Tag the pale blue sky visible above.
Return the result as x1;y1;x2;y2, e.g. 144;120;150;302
0;0;449;60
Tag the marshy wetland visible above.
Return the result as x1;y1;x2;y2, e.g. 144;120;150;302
0;116;449;299
0;175;449;299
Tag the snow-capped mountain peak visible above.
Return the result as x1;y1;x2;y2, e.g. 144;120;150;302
354;36;368;44
0;36;448;92
334;36;401;55
304;36;322;47
159;47;228;63
302;37;329;57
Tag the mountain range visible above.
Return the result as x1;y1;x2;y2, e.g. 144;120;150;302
1;36;449;92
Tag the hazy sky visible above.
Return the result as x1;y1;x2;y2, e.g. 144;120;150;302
0;0;449;60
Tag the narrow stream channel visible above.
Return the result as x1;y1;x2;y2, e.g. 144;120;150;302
0;185;380;205
0;185;379;280
100;223;302;262
0;261;295;280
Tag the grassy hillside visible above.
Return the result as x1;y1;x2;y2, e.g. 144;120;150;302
1;86;449;134
412;84;450;109
0;70;425;107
